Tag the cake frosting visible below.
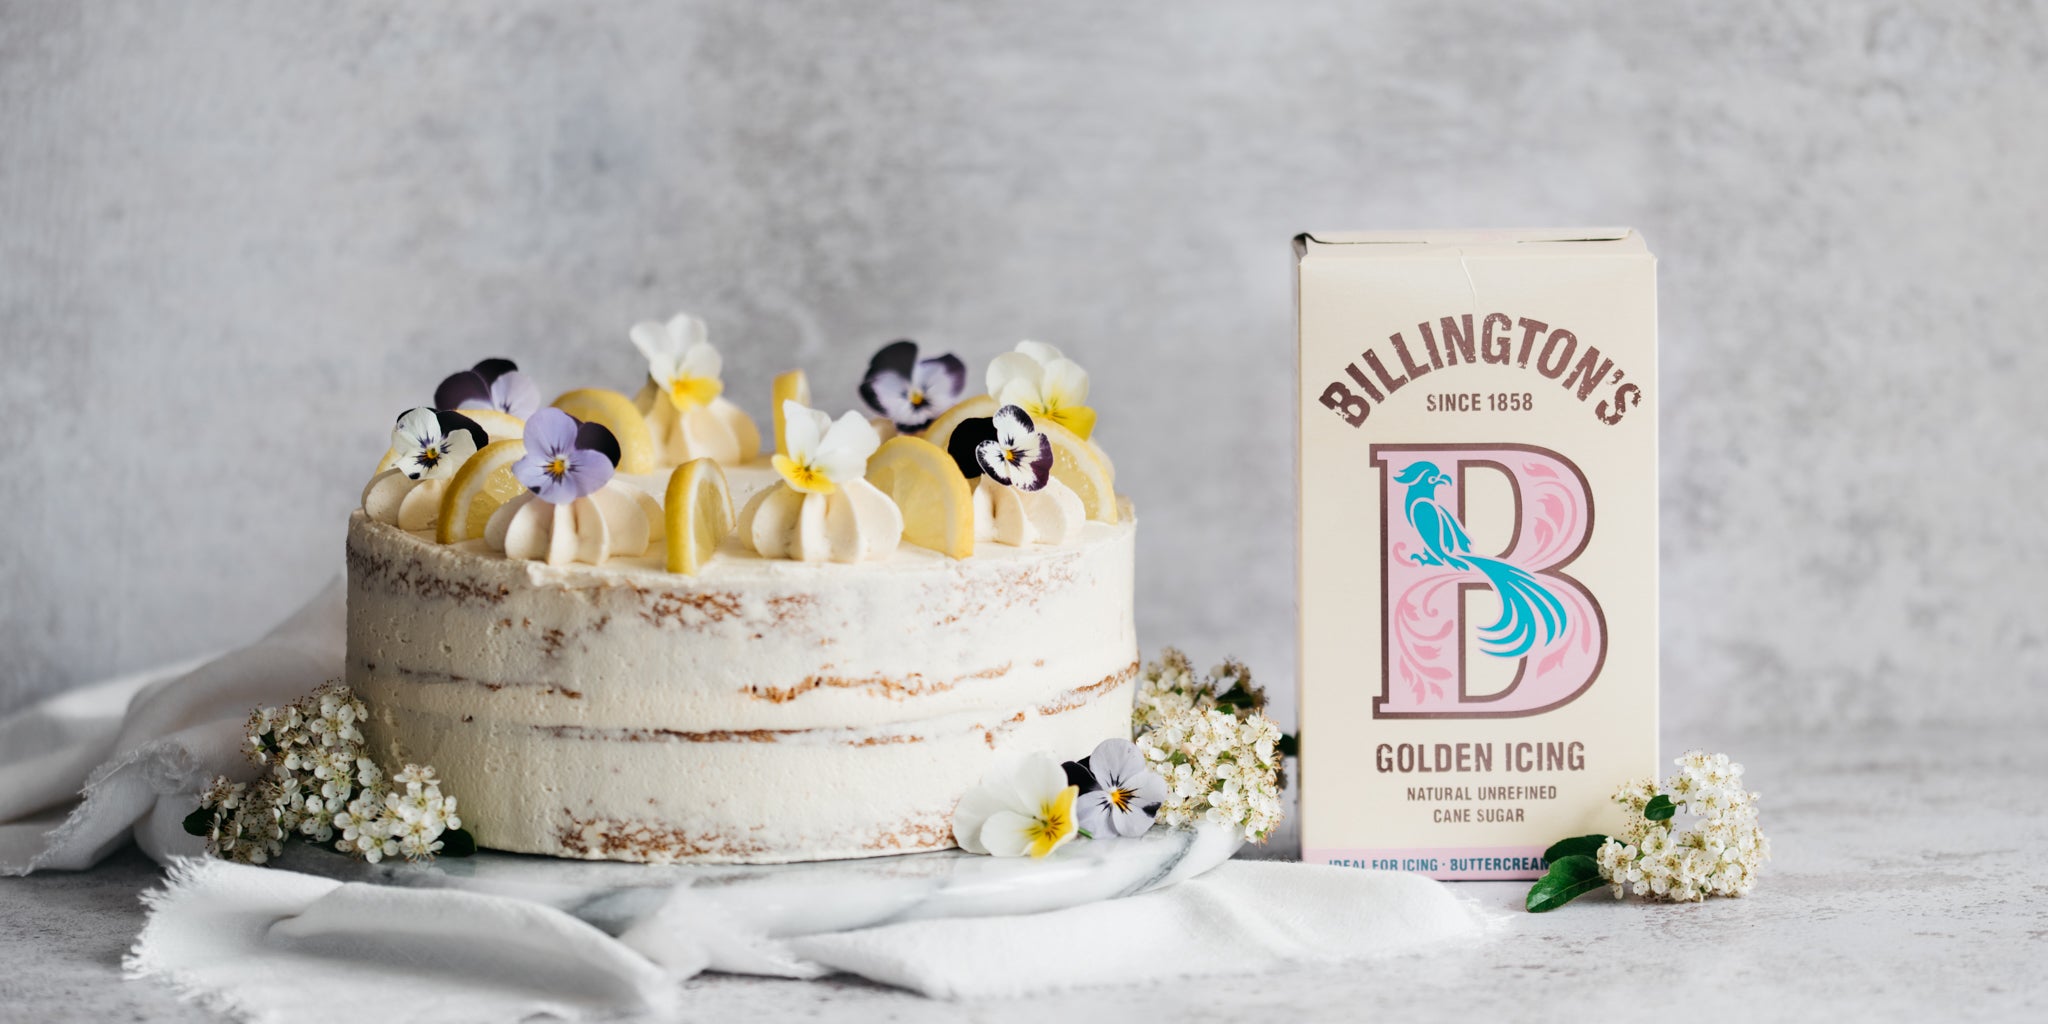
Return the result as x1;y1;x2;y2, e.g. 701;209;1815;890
348;331;1135;863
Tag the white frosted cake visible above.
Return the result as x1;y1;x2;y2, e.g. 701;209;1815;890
347;325;1133;863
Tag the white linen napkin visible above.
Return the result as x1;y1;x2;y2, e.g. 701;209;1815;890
126;856;1491;1020
6;583;1495;1016
0;580;343;875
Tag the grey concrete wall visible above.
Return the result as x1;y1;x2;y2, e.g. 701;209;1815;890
3;1;2043;733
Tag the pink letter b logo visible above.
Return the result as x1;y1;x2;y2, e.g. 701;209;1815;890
1371;444;1606;718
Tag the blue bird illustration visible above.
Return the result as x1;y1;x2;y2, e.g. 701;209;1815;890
1394;462;1567;658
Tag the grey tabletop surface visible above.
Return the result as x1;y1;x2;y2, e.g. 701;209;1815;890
3;723;2041;1023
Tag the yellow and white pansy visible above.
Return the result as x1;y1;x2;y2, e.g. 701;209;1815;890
739;401;902;563
628;312;760;465
985;340;1095;440
772;401;879;494
950;751;1081;859
631;313;724;411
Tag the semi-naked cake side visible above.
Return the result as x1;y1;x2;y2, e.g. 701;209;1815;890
348;498;1136;863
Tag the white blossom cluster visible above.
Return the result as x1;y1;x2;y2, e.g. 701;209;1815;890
194;683;463;865
1130;649;1287;843
1594;751;1769;902
1130;648;1203;734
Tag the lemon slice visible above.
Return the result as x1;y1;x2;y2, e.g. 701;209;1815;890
865;435;974;558
551;388;657;474
771;369;811;456
460;408;527;443
1037;421;1119;523
436;439;529;544
923;394;997;453
665;458;735;574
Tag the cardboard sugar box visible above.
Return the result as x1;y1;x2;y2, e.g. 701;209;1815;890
1295;229;1658;880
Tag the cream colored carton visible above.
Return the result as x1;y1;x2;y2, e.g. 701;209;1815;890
1295;229;1658;880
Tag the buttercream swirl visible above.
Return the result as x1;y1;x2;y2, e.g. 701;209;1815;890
643;390;761;466
361;469;447;532
737;478;903;563
973;477;1085;546
484;480;665;567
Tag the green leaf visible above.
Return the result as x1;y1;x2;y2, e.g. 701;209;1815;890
1542;834;1609;863
182;806;215;838
439;828;478;858
1277;733;1299;758
1525;854;1607;913
1644;794;1676;821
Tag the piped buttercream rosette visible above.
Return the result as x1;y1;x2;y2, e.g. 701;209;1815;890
484;408;662;567
738;401;903;563
951;405;1085;546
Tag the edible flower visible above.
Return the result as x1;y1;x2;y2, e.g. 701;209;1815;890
630;312;724;411
434;357;542;418
973;405;1053;492
391;407;486;481
772;400;880;495
513;407;620;504
985;341;1095;439
951;751;1081;859
858;339;968;431
1063;738;1168;839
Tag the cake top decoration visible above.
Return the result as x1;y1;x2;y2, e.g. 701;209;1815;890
631;312;723;412
859;340;968;433
513;408;619;504
972;405;1053;491
986;341;1094;440
773;400;882;495
435;358;541;419
390;408;487;481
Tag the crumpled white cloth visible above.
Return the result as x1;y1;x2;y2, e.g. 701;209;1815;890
3;583;1494;1017
128;857;1490;1020
1;580;343;875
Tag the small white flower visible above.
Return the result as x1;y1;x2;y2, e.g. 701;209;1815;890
630;312;724;411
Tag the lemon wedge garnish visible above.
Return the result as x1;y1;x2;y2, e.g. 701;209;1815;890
1036;420;1119;523
437;439;528;544
551;388;657;474
771;369;811;457
665;458;735;574
922;394;998;453
865;435;974;558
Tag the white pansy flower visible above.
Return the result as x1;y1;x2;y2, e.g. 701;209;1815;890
984;341;1096;439
630;312;724;411
390;407;484;481
772;401;881;495
951;751;1081;859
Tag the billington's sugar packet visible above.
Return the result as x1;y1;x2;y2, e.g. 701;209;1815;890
1295;229;1658;880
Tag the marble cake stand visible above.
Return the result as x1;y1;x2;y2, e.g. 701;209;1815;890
282;824;1243;938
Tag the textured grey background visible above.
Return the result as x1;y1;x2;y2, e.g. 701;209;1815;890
3;1;2043;733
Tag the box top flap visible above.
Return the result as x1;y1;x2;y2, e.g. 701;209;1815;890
1296;228;1645;259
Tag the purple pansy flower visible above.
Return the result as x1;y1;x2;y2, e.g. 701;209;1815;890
972;405;1053;492
1062;738;1168;839
435;358;542;419
858;340;968;432
392;407;487;481
513;408;620;504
